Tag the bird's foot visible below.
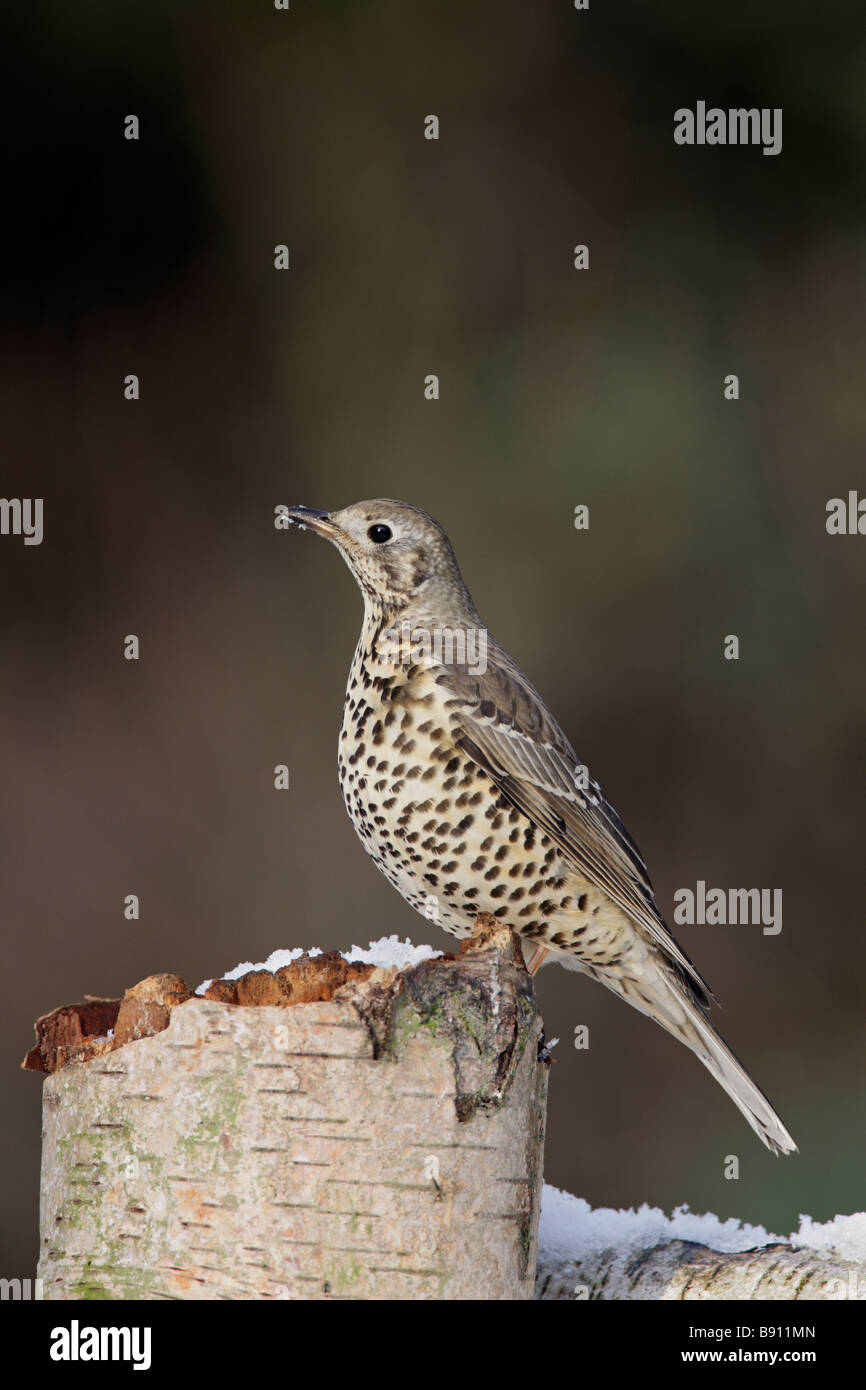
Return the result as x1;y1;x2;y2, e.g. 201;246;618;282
526;945;549;977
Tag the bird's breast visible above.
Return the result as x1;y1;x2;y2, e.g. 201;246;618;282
334;648;609;950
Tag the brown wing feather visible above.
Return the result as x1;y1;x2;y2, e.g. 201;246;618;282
435;642;715;1009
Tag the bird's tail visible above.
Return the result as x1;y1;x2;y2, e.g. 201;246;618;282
581;959;797;1155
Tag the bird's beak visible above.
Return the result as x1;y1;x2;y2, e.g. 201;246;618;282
285;505;342;540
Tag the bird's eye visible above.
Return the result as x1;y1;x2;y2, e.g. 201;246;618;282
367;524;392;544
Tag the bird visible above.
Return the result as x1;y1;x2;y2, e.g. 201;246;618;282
285;498;796;1155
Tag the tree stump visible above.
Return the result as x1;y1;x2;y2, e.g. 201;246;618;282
27;918;548;1300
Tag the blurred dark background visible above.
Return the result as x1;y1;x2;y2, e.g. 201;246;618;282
3;0;865;1276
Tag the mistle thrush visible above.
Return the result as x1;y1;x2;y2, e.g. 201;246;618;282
287;499;796;1155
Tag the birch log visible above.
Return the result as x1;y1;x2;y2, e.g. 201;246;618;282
536;1241;866;1301
29;918;548;1300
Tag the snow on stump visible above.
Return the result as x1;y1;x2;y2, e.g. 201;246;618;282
25;916;548;1301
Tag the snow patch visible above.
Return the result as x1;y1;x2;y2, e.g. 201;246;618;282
539;1185;866;1267
539;1185;781;1262
195;935;441;995
341;936;443;970
792;1212;866;1264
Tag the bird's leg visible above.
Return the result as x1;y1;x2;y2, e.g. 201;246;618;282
525;945;549;977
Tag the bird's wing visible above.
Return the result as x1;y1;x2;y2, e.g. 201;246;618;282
435;645;714;1008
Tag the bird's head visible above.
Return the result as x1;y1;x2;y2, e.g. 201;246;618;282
285;499;475;620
